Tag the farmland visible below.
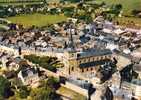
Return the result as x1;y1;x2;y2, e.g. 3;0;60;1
95;0;141;15
0;0;43;5
7;13;67;28
0;24;9;30
116;17;141;28
92;0;141;27
0;0;43;2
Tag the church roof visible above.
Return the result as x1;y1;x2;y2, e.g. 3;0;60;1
77;49;112;59
79;59;110;68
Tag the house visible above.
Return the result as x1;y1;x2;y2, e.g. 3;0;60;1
121;80;141;100
5;57;23;71
18;67;40;86
5;60;19;71
111;71;121;88
106;43;119;51
133;63;141;79
94;16;105;24
3;71;16;79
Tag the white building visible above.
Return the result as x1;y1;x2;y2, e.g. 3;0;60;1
18;67;40;86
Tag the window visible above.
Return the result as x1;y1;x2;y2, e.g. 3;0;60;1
88;58;90;62
93;57;95;61
82;69;84;72
84;59;86;63
91;57;93;61
71;67;74;71
105;56;108;59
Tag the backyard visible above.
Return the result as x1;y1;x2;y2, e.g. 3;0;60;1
7;13;67;27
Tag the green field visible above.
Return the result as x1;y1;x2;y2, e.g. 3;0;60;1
95;0;141;15
0;0;42;2
116;17;141;27
0;24;9;30
0;0;43;5
7;13;67;27
0;2;43;5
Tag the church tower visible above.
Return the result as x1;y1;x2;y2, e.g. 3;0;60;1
64;23;78;75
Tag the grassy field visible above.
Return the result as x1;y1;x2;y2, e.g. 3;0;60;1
0;2;43;5
0;0;42;2
0;0;43;5
93;0;141;27
115;17;141;28
7;13;67;27
95;0;141;15
0;24;9;30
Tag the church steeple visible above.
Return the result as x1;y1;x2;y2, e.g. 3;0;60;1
67;24;76;52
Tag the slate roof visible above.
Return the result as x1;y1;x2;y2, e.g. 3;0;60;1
77;49;112;59
21;68;38;78
14;56;22;63
79;59;111;68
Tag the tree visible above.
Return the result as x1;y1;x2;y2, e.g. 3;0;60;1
63;7;75;17
100;1;106;6
0;76;13;98
46;77;60;90
104;87;113;100
30;87;55;100
40;77;60;90
132;10;141;16
115;4;122;10
24;55;58;72
60;0;81;3
0;61;2;65
120;64;134;82
17;86;30;99
34;77;61;100
109;4;122;16
99;61;117;83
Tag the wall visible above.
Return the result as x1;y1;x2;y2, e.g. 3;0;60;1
0;45;18;55
61;82;88;97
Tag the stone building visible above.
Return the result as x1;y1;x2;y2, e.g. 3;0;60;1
121;80;141;100
18;67;40;86
63;48;112;75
